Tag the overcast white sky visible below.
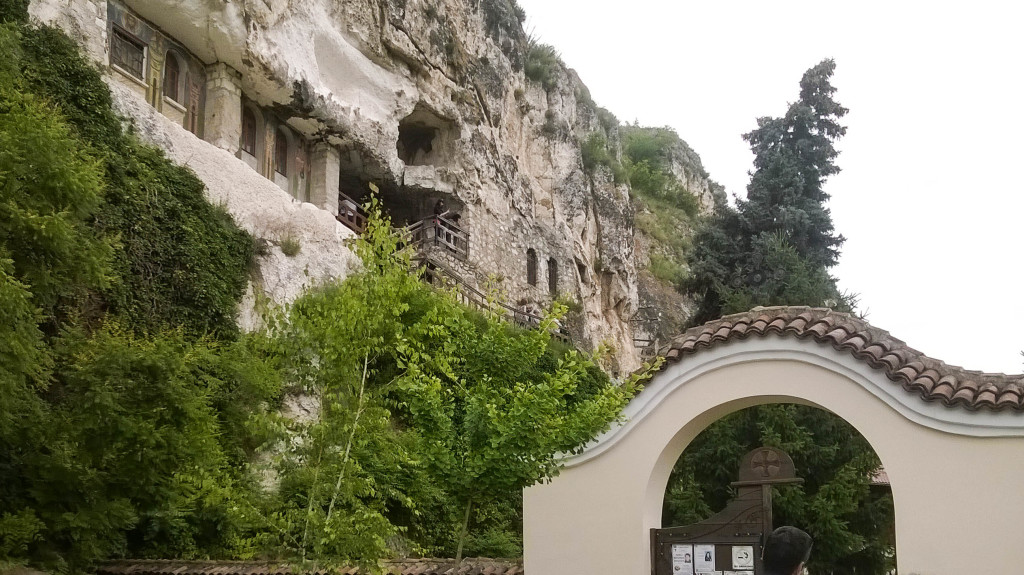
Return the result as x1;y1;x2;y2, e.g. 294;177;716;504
517;0;1024;374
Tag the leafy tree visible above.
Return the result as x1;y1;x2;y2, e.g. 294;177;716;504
0;20;270;571
400;302;651;561
246;195;428;566
252;197;653;564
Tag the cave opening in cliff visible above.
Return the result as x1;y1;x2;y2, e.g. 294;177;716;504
397;105;454;166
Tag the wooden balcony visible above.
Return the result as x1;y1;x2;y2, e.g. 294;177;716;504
336;190;368;234
405;215;469;260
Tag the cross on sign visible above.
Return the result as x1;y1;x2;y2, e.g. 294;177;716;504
751;448;781;477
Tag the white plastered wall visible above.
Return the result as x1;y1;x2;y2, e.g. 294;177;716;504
524;338;1024;575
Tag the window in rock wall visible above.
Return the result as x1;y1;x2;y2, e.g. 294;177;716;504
527;249;538;286
548;257;558;295
275;128;289;176
241;108;257;156
111;27;146;80
163;52;181;102
576;257;589;285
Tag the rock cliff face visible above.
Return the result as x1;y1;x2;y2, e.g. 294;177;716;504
29;0;719;373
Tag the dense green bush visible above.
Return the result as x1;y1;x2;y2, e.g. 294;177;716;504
0;0;27;23
0;20;265;572
16;24;254;337
480;0;525;40
247;200;645;564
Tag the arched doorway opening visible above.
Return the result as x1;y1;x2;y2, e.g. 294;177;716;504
524;308;1024;575
662;404;895;574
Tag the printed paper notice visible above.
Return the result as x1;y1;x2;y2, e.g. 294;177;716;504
731;545;755;570
671;543;694;574
695;543;715;573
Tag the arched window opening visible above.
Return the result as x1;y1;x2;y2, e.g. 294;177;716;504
575;257;589;285
163;53;181;102
527;249;538;286
548;257;558;295
241;108;257;156
275;128;289;177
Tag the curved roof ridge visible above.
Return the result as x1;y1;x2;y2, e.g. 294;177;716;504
658;306;1024;412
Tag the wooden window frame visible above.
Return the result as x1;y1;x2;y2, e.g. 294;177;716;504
527;249;538;286
163;52;181;103
241;108;257;156
274;128;289;177
110;26;146;81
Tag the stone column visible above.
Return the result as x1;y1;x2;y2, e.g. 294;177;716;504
309;142;341;215
203;62;242;153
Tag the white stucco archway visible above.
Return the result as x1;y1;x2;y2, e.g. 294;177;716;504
525;308;1024;575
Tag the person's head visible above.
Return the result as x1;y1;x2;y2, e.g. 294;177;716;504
762;526;812;575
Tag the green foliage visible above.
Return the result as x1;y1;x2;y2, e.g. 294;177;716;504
15;24;254;337
621;127;701;216
664;406;894;574
279;235;301;257
1;324;279;571
742;59;847;270
479;0;526;40
0;33;112;318
648;253;688;289
0;21;268;572
686;59;850;324
249;199;651;564
581;133;612;173
524;41;561;92
596;107;619;135
580;131;628;185
0;0;27;23
717;232;845;315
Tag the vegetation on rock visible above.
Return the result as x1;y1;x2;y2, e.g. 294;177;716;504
0;16;650;571
247;198;654;565
0;13;268;570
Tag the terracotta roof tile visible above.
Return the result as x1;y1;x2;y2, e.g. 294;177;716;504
657;306;1024;412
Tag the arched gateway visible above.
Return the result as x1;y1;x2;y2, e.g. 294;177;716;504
525;307;1024;575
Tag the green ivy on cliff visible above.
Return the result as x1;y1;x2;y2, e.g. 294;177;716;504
16;23;254;337
0;17;269;572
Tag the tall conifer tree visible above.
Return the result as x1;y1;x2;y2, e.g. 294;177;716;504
687;59;849;323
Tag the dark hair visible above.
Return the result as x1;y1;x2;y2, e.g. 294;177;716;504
763;526;812;574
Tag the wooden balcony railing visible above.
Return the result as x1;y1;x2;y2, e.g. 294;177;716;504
406;215;469;260
336;190;368;234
